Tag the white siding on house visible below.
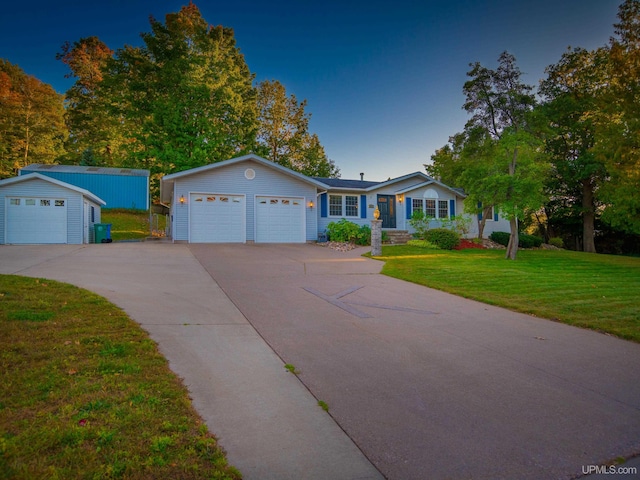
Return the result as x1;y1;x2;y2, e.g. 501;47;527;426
171;160;317;242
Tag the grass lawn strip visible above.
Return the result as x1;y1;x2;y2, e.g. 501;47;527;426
0;275;241;479
377;246;640;342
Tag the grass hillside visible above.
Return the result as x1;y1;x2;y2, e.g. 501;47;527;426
100;209;167;242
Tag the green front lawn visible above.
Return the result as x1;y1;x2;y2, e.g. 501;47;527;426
376;246;640;342
0;275;240;479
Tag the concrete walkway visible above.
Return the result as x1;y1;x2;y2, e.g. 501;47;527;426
2;242;640;479
0;243;382;480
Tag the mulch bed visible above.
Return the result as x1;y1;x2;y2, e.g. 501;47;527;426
454;239;486;250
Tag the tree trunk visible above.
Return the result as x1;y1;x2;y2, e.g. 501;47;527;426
477;206;492;239
582;178;596;253
505;217;519;260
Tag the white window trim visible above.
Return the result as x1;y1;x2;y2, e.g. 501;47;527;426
328;194;359;218
412;197;450;219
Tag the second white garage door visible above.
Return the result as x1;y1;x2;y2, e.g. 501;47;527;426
256;196;305;243
190;193;245;243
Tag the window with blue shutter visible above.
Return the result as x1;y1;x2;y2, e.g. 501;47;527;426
406;197;412;219
494;208;499;222
361;195;367;218
320;193;327;218
478;201;483;220
449;199;456;217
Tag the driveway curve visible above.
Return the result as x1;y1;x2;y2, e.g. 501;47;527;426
2;242;640;479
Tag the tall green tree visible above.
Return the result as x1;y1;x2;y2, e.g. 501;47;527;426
427;130;500;239
0;60;67;177
101;2;258;186
462;52;547;259
539;47;609;252
256;79;339;177
596;0;640;234
57;37;124;166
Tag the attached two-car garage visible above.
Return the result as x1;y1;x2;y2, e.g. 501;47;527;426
188;193;305;243
163;155;322;244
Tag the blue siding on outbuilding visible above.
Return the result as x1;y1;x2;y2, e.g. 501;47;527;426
20;166;149;210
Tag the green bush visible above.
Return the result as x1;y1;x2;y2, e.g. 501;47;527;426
424;228;460;250
355;225;371;246
408;210;433;239
326;219;371;245
406;239;440;249
489;231;510;246
519;233;543;248
549;237;564;248
489;231;543;248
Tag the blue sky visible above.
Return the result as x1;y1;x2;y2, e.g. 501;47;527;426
0;0;620;180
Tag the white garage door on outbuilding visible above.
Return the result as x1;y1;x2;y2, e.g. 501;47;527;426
6;197;67;244
189;193;245;243
256;196;305;243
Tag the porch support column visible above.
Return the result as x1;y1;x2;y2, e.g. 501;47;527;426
371;219;382;256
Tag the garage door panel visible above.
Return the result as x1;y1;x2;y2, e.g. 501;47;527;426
189;194;245;243
6;197;67;244
256;196;304;243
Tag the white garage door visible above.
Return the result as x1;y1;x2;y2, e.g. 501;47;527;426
189;193;245;243
6;197;67;244
256;196;305;243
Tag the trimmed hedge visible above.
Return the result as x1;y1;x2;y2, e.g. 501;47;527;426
489;231;543;248
489;231;510;246
424;228;460;250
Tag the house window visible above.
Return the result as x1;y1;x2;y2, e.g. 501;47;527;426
10;198;20;206
329;194;359;217
40;199;51;207
345;195;358;217
425;199;436;218
412;197;450;219
438;200;448;219
329;195;342;216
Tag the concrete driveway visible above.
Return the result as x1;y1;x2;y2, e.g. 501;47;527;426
2;243;640;479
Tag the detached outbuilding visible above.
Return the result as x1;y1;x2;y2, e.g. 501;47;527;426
20;164;150;210
0;173;106;244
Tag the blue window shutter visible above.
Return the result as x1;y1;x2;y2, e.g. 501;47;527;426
360;195;367;218
477;201;483;220
406;197;412;219
449;199;456;217
320;193;327;218
494;208;499;222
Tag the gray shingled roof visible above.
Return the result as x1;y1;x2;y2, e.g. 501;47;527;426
313;177;381;189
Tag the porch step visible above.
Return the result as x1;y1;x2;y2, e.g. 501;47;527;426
384;230;413;245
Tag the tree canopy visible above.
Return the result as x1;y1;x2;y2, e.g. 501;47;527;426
0;60;67;178
428;0;640;255
48;3;339;194
256;79;339;177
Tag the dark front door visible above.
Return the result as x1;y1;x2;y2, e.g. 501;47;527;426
377;195;396;228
